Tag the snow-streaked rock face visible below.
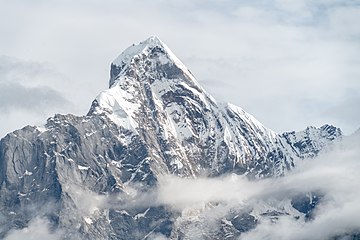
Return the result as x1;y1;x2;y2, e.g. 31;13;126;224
0;114;159;239
0;36;343;239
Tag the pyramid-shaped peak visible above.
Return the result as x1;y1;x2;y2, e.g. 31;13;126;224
109;36;196;88
135;35;166;50
112;35;168;67
144;35;163;44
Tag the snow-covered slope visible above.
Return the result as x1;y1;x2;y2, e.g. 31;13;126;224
0;36;343;239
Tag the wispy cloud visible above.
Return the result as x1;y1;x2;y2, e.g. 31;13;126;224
0;56;73;137
4;217;62;240
0;83;67;112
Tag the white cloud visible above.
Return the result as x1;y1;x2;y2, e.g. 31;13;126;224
4;218;61;240
156;174;261;211
63;184;108;215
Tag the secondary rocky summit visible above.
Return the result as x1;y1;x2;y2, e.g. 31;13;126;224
0;36;342;239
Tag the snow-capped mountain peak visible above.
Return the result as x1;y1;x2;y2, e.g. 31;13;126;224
109;36;199;89
91;36;217;134
112;35;164;68
90;36;320;178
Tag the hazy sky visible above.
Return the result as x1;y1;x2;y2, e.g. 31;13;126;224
0;0;359;137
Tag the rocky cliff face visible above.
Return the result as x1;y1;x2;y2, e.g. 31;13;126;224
0;36;343;239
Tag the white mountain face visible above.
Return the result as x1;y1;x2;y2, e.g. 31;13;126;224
0;36;345;239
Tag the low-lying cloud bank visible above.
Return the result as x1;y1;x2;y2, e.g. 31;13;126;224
152;133;360;239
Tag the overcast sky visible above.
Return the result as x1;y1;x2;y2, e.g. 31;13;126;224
0;0;359;137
